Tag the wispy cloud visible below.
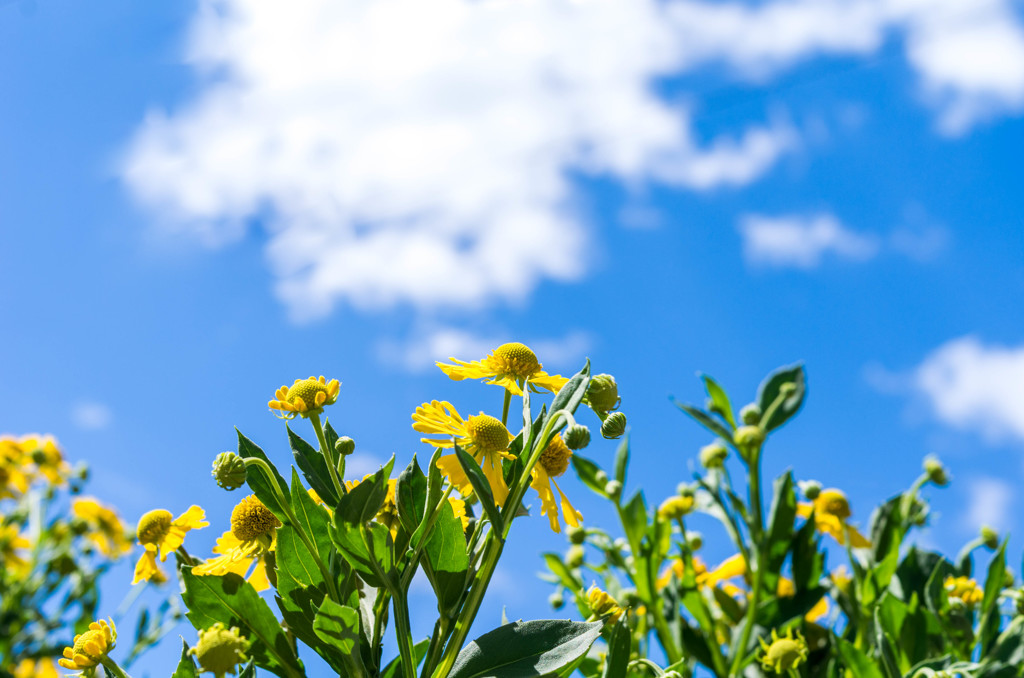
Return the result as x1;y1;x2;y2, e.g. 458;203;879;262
738;213;879;268
963;477;1012;533
71;401;113;431
121;0;1024;318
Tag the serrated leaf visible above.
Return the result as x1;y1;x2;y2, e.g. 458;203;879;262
448;619;602;678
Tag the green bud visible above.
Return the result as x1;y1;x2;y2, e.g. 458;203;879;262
335;437;356;457
212;452;247;491
564;424;591;450
798;480;822;500
923;455;949;487
565;545;585;568
733;425;764;449
567;526;586;545
686;531;704;551
605;480;622;499
740;404;761;425
587;374;620;414
699;441;728;469
601;412;627;440
595;470;609;485
548;591;565;610
779;382;798;397
190;623;250;678
981;525;999;550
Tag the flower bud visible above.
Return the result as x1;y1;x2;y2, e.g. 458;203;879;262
587;374;621;414
564;424;591;451
923;455;949;487
686;531;704;551
586;586;623;621
548;591;565;610
779;382;798;397
335;437;356;457
190;623;250;678
211;452;247;491
601;412;627;440
595;470;609;485
567;526;586;545
604;480;622;499
981;525;999;550
699;441;728;469
798;480;822;501
740;404;762;425
658;495;694;521
565;545;586;568
733;425;764;449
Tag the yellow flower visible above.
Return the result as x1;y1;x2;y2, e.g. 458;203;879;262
17;434;70;486
530;434;582;533
657;495;695;521
13;657;59;678
436;342;569;396
448;496;471;531
413;401;515;506
758;628;807;673
0;438;30;499
58;618;116;671
72;498;132;558
132;506;208;584
345;475;400;537
796;488;870;547
586;585;623;623
656;554;745;597
193;495;281;592
0;524;32;577
268;376;341;419
945;576;984;607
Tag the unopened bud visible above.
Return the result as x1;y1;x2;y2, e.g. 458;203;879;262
595;470;609;485
923;455;949;487
981;525;999;550
686;532;703;551
601;412;627;440
189;623;250;678
604;480;622;499
740;404;761;425
699;441;729;469
549;591;565;610
779;382;798;397
799;480;822;501
335;437;356;457
587;374;621;414
564;424;591;450
212;452;247;491
565;545;585;568
658;495;694;521
733;425;764;449
567;526;586;545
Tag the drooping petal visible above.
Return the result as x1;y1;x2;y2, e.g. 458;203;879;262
480;451;509;507
529;467;561;532
437;358;494;381
436;454;473;496
553;479;582;528
530;372;569;394
132;549;160;584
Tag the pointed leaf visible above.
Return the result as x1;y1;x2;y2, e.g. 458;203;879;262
454;444;502;531
448;619;602;678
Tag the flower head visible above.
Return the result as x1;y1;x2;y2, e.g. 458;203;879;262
0;438;31;499
268;376;340;419
17;435;71;486
190;623;250;678
72;498;132;559
437;343;569;396
657;495;694;521
414;401;515;506
193;495;280;591
212;452;248;491
758;628;807;673
58;618;116;671
586;585;623;622
796;488;870;547
530;434;582;533
133;506;208;584
13;657;59;678
945;576;983;607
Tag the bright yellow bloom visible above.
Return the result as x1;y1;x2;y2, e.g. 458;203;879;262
193;495;281;592
657;495;695;521
268;376;341;419
345;476;400;537
13;657;59;678
656;554;745;597
0;438;30;499
758;628;807;673
132;506;208;584
449;496;471;531
945;576;984;607
530;434;582;533
796;488;870;547
72;498;132;558
17;434;70;486
586;585;623;623
436;342;569;396
0;524;32;577
413;401;515;506
58;618;116;671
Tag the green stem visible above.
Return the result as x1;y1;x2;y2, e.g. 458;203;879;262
309;413;346;499
421;617;452;678
729;447;765;677
501;389;512;427
361;524;416;678
99;656;132;678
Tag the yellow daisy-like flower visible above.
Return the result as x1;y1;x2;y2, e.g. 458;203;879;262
530;434;582;533
0;438;30;499
945;575;984;607
0;523;32;577
132;506;208;585
413;401;515;506
72;497;133;559
436;342;569;396
58;618;116;671
758;628;807;674
796;488;870;547
13;657;59;678
17;434;70;486
268;376;341;419
193;495;281;592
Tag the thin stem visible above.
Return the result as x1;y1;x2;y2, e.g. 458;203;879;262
309;413;346;499
729;447;765;677
99;656;132;678
361;524;416;678
501;389;512;427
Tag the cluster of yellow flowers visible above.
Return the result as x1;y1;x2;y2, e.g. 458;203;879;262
0;434;71;498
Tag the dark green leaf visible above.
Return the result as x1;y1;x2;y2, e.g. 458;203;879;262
601;623;630;678
678;620;715;672
701;374;736;429
550;361;592;418
397;455;428;534
671;401;733;442
570;455;609;499
423;498;469;613
381;639;432;678
791;514;823;592
313;597;368;678
455;444;502;531
336;455;395;524
331;520;393;587
236;430;290;521
979;540;1008;655
172;638;198;678
764;471;796;591
287;424;339;508
835;637;883;678
448;619;602;678
755;363;806;432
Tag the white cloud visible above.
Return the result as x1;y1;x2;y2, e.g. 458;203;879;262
963;477;1012;532
378;327;590;374
738;213;879;268
121;0;1024;317
71;401;113;431
344;453;387;479
914;336;1024;442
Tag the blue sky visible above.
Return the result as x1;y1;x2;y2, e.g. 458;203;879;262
3;0;1024;675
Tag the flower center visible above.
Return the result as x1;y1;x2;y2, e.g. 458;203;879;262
466;415;509;453
136;509;173;546
817;490;851;519
766;639;803;671
539;434;571;477
492;343;541;378
230;496;281;542
287;378;331;411
72;630;107;663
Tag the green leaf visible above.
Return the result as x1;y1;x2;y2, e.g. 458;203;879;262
454;444;502;531
601;623;630;678
397;455;428;534
671;401;733;442
835;637;884;678
701;374;736;429
764;471;796;591
181;569;302;676
678;620;715;672
791;513;823;592
423;498;469;614
756;363;806;432
287;424;339;508
712;586;744;624
289;467;332;556
331;520;393;587
448;619;603;678
979;540;1008;655
612;435;629;486
550;360;592;418
620;491;647;552
238;661;256;678
988;616;1024;665
172;638;198;678
336;455;395;524
236;430;290;521
570;455;609;499
381;639;432;678
313;597;368;678
543;553;582;592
